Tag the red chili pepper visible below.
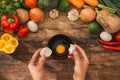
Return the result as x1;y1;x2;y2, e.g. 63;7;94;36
18;25;29;38
1;14;20;33
116;31;120;42
104;45;120;51
99;39;120;45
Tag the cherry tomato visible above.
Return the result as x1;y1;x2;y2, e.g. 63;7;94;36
18;26;29;38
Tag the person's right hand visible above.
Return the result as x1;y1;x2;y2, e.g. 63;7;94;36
68;44;89;80
28;49;46;80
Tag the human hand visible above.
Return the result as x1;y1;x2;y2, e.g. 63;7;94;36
28;49;46;80
68;44;89;80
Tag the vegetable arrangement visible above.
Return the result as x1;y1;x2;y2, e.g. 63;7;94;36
0;0;120;55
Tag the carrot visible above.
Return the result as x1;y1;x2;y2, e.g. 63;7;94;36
68;0;84;8
83;0;98;6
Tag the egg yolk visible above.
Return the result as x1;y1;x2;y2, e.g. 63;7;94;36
56;44;65;54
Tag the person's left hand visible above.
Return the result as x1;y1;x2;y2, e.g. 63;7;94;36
28;48;47;80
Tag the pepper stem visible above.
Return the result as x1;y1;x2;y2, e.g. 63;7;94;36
83;4;96;9
8;18;14;23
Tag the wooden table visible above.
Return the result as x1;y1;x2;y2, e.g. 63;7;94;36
0;12;120;80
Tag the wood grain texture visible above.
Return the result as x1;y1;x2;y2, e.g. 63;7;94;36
0;12;120;80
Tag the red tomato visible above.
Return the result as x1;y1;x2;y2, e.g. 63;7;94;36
116;31;120;42
24;0;37;8
18;26;29;38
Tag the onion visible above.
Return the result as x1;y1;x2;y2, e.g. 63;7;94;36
40;47;52;57
80;8;96;23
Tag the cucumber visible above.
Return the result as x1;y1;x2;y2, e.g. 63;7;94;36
58;0;70;12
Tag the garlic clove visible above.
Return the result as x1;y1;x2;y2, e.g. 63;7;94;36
40;47;52;57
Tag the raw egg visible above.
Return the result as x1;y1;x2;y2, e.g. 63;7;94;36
56;44;66;54
47;34;73;59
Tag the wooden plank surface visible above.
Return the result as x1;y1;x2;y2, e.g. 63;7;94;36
0;12;120;80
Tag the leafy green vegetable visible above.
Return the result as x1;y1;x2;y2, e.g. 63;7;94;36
0;0;21;20
99;0;120;16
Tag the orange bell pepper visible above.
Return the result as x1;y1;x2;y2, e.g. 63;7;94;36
68;0;84;8
83;0;99;6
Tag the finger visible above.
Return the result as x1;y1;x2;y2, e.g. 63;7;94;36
75;44;88;60
38;55;46;68
68;55;74;60
68;53;73;57
73;50;81;63
30;48;41;65
73;74;75;80
76;48;84;59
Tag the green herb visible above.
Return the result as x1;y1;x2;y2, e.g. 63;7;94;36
0;0;21;20
99;0;120;16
